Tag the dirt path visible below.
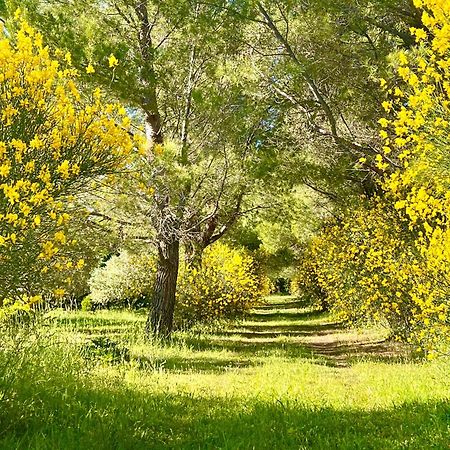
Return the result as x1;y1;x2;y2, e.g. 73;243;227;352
212;295;408;367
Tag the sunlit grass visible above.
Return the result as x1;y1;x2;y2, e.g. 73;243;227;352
1;296;449;449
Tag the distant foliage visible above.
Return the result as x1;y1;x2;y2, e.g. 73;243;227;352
88;243;268;325
89;250;156;308
290;247;327;310
0;14;134;317
296;1;450;358
176;242;269;326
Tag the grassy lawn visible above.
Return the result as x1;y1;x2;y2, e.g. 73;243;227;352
1;296;449;449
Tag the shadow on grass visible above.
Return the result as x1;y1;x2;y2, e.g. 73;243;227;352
133;354;257;373
171;334;322;361
170;334;407;368
223;322;345;337
1;375;449;450
308;340;411;366
51;315;146;329
247;309;325;322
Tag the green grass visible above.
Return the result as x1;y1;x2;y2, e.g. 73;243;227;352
1;295;449;449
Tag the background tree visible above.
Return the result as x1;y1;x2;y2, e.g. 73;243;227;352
223;0;422;203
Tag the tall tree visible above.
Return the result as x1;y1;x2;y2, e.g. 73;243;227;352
18;0;283;336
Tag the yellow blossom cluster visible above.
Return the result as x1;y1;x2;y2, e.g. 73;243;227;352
295;1;450;357
295;200;449;356
176;243;269;325
0;16;134;317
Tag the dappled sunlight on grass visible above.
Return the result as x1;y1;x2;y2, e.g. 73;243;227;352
1;296;449;449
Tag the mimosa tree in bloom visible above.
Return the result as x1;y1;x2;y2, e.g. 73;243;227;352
0;13;134;316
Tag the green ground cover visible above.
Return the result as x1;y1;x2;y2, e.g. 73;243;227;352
1;296;449;449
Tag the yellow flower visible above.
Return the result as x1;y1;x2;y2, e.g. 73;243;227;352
54;230;67;244
64;52;72;65
0;162;11;177
54;288;65;297
382;101;392;112
413;27;428;41
398;51;408;66
108;53;118;68
30;135;44;149
39;241;59;259
57;160;71;179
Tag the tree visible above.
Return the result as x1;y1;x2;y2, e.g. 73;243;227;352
223;0;422;202
18;0;287;337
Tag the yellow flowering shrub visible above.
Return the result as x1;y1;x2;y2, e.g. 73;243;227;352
297;201;448;349
296;1;450;357
176;243;269;326
0;15;134;317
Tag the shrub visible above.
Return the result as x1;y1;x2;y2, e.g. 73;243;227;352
0;14;134;317
175;242;269;326
297;197;450;357
88;250;156;308
290;249;328;310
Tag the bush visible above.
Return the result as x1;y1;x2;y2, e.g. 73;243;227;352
0;15;134;316
88;250;156;308
296;198;450;357
175;242;269;326
290;249;328;310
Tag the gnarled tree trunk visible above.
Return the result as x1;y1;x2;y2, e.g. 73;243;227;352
146;237;180;338
184;240;205;270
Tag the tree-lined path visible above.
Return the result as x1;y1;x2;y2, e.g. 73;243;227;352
2;1;450;448
182;296;409;370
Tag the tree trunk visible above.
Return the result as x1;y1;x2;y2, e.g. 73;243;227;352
145;108;163;145
146;238;180;338
184;241;204;270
